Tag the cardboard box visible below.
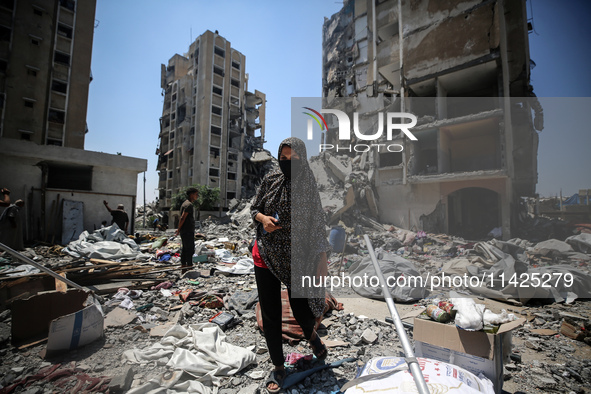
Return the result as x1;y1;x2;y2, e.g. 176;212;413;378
11;289;104;357
413;317;525;394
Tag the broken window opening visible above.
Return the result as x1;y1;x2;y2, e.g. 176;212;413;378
47;163;92;191
379;152;402;167
48;108;65;124
28;69;37;76
23;99;34;108
228;172;236;180
231;61;240;70
57;23;73;39
213;66;224;77
0;0;14;10
59;0;75;12
440;118;501;173
0;25;10;41
214;46;225;58
213;86;222;95
177;104;186;123
51;79;67;94
412;129;438;175
231;79;240;88
33;8;42;16
54;51;70;66
211;126;221;136
212;105;222;116
209;168;219;177
47;139;62;146
227;192;236;200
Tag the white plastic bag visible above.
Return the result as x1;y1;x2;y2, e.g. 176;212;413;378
483;309;516;326
451;295;485;331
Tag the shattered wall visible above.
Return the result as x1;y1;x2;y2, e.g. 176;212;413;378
321;0;538;239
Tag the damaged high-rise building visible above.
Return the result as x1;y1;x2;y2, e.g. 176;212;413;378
157;30;267;211
321;0;543;240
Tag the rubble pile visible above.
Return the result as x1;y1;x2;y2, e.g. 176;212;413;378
134;202;160;230
0;212;589;393
1;151;591;392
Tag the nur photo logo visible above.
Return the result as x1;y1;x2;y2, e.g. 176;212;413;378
302;107;419;153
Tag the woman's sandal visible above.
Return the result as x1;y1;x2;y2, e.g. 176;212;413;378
266;369;286;393
309;331;328;360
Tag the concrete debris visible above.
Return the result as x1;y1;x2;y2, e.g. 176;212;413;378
0;191;590;393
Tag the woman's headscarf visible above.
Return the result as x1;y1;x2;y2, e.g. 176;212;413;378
251;137;329;317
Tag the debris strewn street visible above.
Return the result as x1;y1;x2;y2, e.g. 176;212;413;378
1;187;590;393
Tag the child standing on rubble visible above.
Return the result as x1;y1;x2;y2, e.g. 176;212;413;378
251;137;330;393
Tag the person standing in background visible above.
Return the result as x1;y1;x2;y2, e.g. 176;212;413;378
103;200;129;234
0;199;25;250
175;187;199;270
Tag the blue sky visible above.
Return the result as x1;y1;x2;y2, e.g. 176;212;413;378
86;1;590;203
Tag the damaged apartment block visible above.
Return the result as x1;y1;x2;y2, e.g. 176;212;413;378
321;0;544;240
157;30;269;212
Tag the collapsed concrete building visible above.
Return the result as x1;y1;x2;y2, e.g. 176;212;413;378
157;30;268;212
321;0;543;240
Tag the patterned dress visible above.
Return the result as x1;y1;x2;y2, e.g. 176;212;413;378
251;137;330;317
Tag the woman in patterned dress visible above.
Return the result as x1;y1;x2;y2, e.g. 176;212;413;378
251;137;330;392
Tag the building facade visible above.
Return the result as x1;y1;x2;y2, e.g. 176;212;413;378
322;0;542;239
0;0;147;243
158;30;266;210
0;0;95;147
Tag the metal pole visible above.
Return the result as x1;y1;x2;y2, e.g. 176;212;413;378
371;0;377;90
0;242;89;292
143;172;146;229
399;0;408;186
363;235;430;394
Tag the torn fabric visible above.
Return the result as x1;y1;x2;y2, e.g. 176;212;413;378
122;323;255;392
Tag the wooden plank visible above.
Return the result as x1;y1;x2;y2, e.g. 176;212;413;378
90;258;140;265
86;281;158;295
18;337;48;350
